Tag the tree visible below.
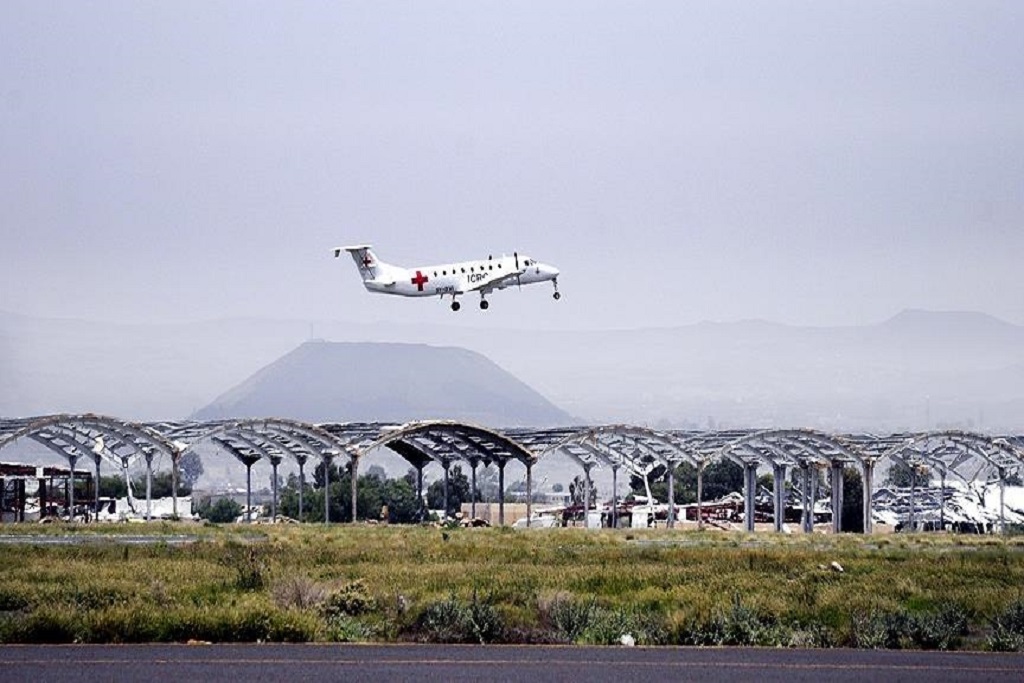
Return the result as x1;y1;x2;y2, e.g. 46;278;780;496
178;451;204;489
426;465;478;516
196;497;242;523
568;474;597;508
841;467;864;533
886;460;930;488
278;470;423;524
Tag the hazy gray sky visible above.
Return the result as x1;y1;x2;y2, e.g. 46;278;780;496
2;1;1022;330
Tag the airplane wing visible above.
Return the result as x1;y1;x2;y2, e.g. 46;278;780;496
460;268;525;294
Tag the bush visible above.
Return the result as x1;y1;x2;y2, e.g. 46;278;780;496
413;592;505;644
909;603;969;650
677;596;789;647
988;600;1024;652
273;576;326;611
852;609;910;649
323;580;375;618
541;593;596;643
198;497;243;523
221;544;268;591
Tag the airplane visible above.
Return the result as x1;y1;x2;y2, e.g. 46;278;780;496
334;244;560;311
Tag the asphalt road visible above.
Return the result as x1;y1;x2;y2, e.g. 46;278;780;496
1;643;1021;682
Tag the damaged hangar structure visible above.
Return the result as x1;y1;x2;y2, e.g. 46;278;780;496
1;414;1023;532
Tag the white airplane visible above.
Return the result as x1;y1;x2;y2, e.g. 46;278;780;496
335;244;561;311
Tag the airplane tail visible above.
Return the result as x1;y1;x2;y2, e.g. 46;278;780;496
335;244;382;281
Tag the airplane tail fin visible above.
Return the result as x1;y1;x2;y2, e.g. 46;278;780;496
335;244;382;281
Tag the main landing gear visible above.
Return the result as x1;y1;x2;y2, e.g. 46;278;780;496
479;300;489;310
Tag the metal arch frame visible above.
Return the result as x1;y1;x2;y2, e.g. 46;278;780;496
170;417;356;524
870;430;1024;533
708;429;867;533
359;420;536;466
355;420;538;526
535;425;705;529
0;413;181;521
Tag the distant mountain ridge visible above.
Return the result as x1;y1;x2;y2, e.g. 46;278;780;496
2;309;1022;432
192;341;573;427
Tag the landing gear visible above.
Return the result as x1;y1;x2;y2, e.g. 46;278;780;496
479;300;489;310
451;301;461;311
552;279;561;300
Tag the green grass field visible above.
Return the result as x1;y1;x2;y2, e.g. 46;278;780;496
2;523;1024;649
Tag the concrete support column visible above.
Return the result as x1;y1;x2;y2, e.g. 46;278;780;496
831;462;844;533
470;460;478;520
526;462;533;528
297;459;305;522
940;470;947;531
772;464;786;532
245;461;253;524
744;462;758;533
18;480;27;522
144;453;153;522
171;452;179;519
498;461;506;526
93;455;101;523
583;465;593;528
611;465;619;528
809;466;819;533
801;465;812;534
697;465;704;530
270;456;281;523
416;465;424;522
862;460;875;534
68;454;79;522
443;461;451;522
350;455;359;523
667;466;676;529
322;453;333;524
909;464;917;532
999;468;1006;535
38;479;46;521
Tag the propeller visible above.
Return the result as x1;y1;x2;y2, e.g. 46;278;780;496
514;252;522;289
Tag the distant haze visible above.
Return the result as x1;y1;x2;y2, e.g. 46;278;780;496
1;3;1022;331
2;309;1022;433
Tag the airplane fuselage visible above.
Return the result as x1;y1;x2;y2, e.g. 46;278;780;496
336;244;561;311
365;254;557;298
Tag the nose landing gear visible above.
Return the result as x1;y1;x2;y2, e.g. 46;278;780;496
451;300;461;311
552;279;561;300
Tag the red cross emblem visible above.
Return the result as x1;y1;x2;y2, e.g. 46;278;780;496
362;254;373;267
411;270;429;291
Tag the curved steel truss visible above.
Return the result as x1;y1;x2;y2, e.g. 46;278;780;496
3;415;1023;532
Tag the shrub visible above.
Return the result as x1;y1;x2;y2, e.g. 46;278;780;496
221;544;268;591
909;603;969;650
323;579;375;618
852;609;910;649
273;576;326;611
413;592;506;644
987;600;1024;652
541;593;596;643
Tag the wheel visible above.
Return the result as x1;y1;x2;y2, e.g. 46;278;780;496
451;301;461;311
553;291;561;300
480;300;489;310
